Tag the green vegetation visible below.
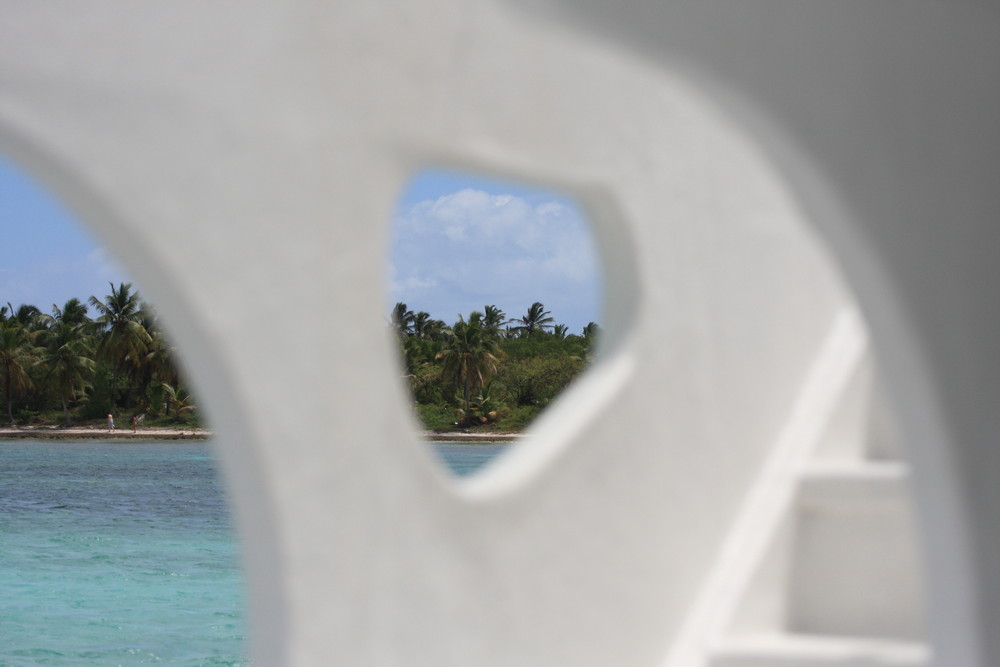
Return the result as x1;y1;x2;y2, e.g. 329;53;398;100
0;287;596;434
0;283;199;428
395;301;600;432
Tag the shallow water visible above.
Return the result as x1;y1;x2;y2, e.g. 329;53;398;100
0;441;246;666
432;441;508;476
0;440;505;665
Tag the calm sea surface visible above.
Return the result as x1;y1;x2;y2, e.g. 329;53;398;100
0;440;503;665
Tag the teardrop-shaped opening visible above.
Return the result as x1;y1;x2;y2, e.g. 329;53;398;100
388;168;604;476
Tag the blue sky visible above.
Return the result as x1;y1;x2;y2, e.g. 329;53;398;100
391;170;602;335
0;157;602;333
0;156;129;314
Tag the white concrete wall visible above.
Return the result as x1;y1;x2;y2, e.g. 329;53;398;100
511;4;1000;664
2;1;997;665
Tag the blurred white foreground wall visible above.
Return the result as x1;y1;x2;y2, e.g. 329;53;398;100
1;2;997;665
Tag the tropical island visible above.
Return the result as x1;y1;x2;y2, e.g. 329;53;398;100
0;282;598;438
0;283;199;433
392;301;599;433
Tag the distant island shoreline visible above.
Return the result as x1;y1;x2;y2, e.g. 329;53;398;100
0;426;523;443
423;431;524;443
0;426;211;441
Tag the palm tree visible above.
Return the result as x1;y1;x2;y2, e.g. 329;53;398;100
436;313;504;418
552;324;568;340
482;305;507;336
88;282;152;409
391;302;414;337
582;321;601;340
134;304;182;412
162;382;197;420
0;320;38;425
428;319;448;341
6;303;43;330
511;302;555;337
36;321;95;425
51;298;90;327
411;311;433;339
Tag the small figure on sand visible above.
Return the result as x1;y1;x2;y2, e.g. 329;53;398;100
131;415;138;433
107;413;115;432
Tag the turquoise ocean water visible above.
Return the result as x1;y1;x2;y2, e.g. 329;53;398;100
1;440;503;665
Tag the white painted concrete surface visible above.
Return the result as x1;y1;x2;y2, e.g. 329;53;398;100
1;1;997;665
791;464;924;640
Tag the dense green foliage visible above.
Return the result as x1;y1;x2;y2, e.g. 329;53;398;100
0;283;197;427
394;301;599;432
0;287;594;433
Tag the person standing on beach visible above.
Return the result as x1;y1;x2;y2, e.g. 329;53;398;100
131;415;137;433
107;413;115;432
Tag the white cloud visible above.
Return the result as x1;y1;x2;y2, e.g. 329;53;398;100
389;189;602;332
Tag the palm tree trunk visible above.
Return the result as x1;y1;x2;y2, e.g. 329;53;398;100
62;397;71;426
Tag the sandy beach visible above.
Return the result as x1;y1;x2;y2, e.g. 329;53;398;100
422;431;524;443
0;425;211;440
0;426;522;442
